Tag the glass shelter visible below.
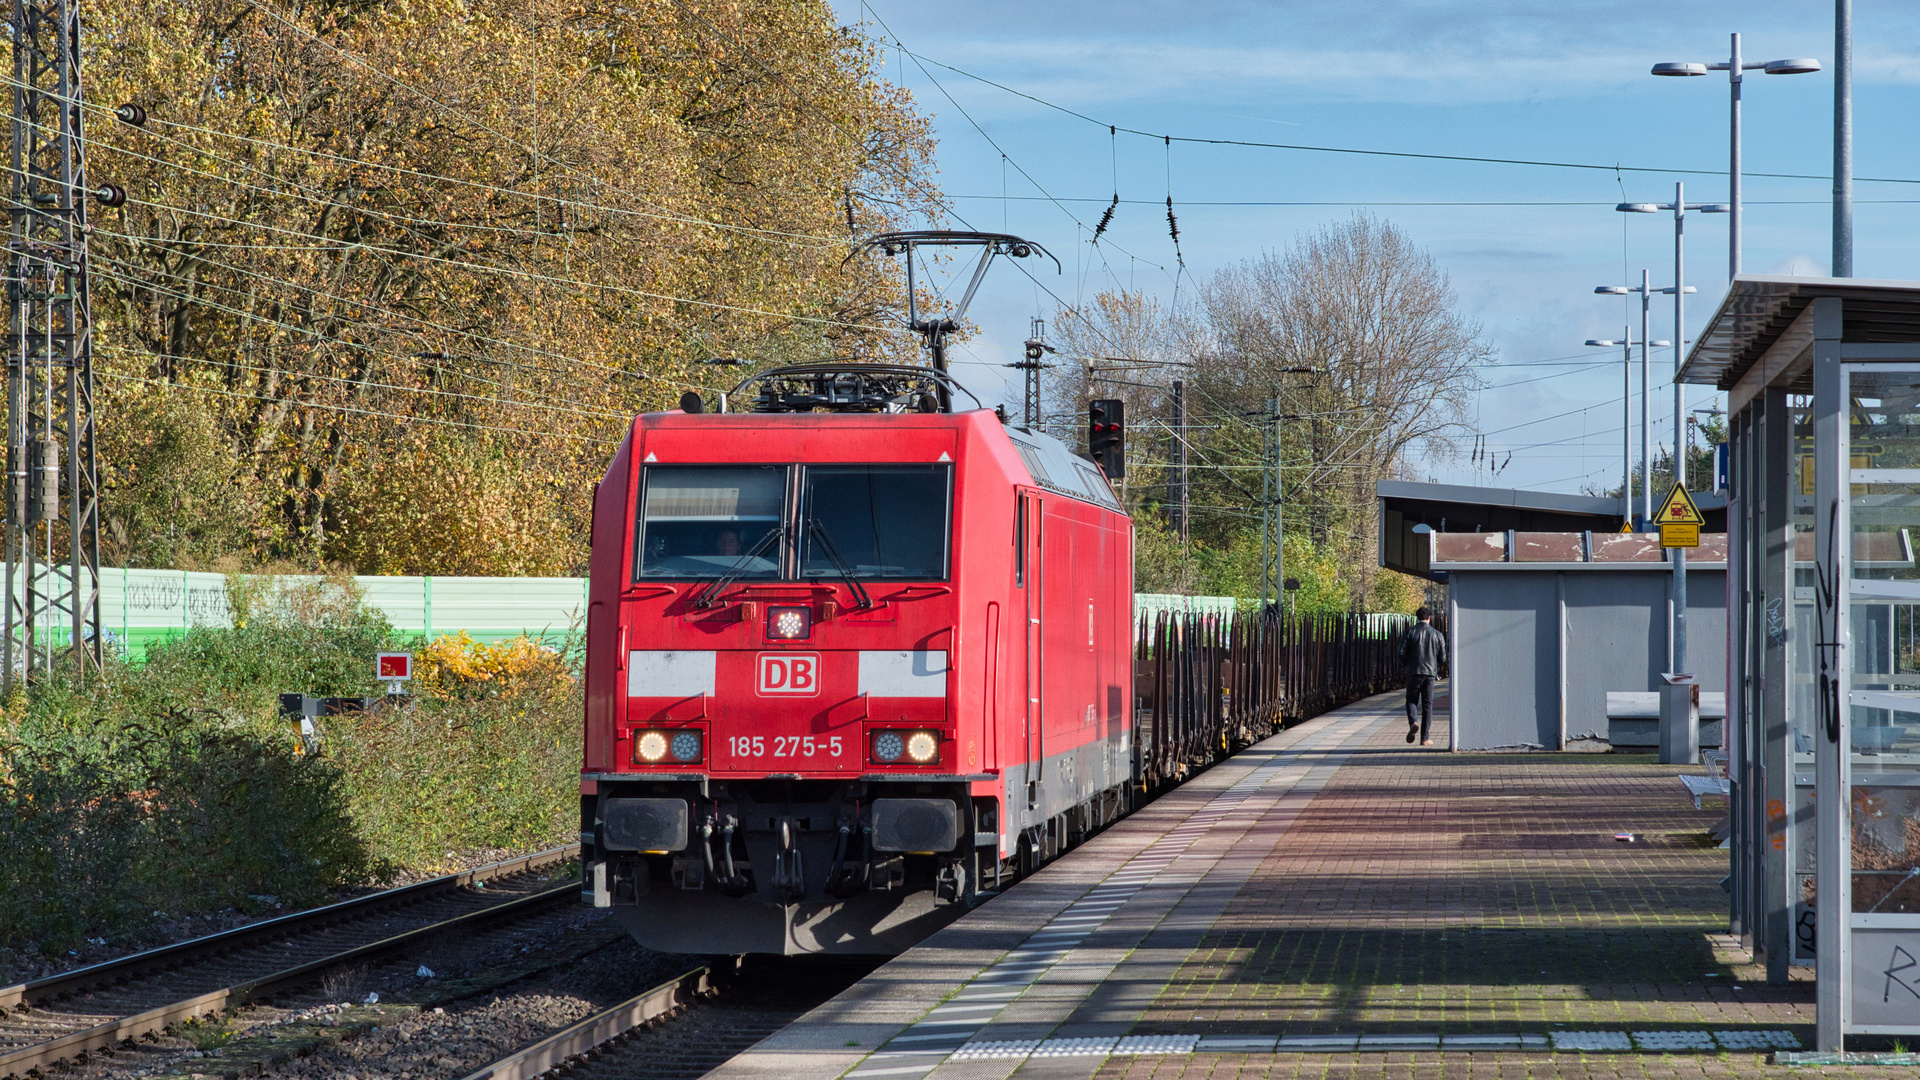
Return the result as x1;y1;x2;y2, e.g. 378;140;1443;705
1688;277;1920;1048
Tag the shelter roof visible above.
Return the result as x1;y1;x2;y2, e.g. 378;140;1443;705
1681;275;1920;390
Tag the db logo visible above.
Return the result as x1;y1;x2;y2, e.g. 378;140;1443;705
757;653;820;696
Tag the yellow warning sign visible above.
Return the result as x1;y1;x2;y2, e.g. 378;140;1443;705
1618;519;1634;534
1655;481;1704;527
1660;522;1700;548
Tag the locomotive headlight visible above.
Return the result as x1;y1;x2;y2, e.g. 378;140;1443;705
871;731;905;762
767;606;812;640
670;731;703;763
634;730;669;763
906;730;939;763
871;729;938;765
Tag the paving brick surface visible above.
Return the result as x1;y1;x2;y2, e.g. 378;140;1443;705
1133;707;1806;1040
716;690;1918;1080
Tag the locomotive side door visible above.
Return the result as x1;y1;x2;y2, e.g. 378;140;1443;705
1023;488;1043;812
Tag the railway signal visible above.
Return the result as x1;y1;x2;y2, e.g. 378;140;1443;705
1089;399;1125;479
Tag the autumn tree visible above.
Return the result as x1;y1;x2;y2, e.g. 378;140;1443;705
84;0;940;574
1050;215;1487;608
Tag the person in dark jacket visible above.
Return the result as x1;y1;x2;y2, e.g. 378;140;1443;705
1400;607;1447;746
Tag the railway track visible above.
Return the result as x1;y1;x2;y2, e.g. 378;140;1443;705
459;956;878;1080
0;844;581;1079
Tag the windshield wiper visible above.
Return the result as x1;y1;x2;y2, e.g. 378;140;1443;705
806;519;873;609
691;526;782;609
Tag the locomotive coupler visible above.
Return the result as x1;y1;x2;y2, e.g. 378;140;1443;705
712;813;752;896
772;818;806;902
824;820;869;899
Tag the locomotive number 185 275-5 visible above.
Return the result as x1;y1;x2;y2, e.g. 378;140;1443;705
725;734;846;759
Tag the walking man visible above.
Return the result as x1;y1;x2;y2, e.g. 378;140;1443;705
1400;606;1446;746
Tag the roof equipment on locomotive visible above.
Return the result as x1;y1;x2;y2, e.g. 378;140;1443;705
580;231;1147;956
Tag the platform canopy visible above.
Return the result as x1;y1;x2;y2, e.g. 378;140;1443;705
1702;275;1920;1049
1377;480;1725;579
1681;274;1920;392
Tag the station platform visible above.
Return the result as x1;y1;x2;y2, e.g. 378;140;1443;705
709;688;1815;1080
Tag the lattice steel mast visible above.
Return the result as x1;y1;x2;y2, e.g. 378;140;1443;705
5;0;105;689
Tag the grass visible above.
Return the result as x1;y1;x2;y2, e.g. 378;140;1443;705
177;1015;239;1051
0;573;581;959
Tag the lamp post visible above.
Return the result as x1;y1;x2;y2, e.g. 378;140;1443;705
1595;273;1694;528
1585;332;1671;524
1618;185;1719;681
1652;35;1821;277
1835;0;1852;277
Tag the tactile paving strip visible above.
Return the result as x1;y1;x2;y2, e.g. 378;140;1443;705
926;1029;1802;1065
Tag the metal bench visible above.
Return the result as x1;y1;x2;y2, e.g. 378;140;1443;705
1679;749;1733;810
1679;773;1732;809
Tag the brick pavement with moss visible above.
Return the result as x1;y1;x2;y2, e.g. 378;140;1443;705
1093;709;1881;1078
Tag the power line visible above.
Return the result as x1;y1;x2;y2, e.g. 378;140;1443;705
70;89;850;251
874;36;1920;188
89;228;710;392
113;192;909;341
99;370;617;444
93;340;628;423
88;260;666;418
860;7;1171;290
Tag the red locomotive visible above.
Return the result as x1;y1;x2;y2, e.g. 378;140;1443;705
578;360;1136;955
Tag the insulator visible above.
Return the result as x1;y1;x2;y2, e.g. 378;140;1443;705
115;103;146;126
92;183;126;208
1165;196;1180;242
1093;195;1118;240
1010;243;1031;258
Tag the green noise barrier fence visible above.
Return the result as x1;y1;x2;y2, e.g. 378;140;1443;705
11;568;590;661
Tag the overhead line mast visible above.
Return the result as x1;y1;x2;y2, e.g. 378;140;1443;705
5;0;114;687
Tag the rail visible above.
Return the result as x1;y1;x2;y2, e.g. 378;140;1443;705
455;965;715;1080
0;844;580;1078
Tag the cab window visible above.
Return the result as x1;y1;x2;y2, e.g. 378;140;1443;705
635;466;785;580
800;465;951;580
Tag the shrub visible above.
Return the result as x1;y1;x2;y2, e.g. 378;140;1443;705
330;632;579;871
0;710;377;954
0;574;581;957
413;631;573;703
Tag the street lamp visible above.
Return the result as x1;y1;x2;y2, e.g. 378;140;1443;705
1652;34;1821;277
1617;184;1722;688
1619;185;1720;499
1586;333;1670;525
1595;273;1694;528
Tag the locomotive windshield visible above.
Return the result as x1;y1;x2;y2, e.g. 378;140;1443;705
633;463;952;581
635;466;785;579
801;465;951;580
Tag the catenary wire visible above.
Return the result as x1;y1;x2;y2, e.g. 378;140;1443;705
871;38;1920;188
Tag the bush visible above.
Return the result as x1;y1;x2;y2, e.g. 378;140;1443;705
0;574;582;957
0;711;376;955
330;631;579;870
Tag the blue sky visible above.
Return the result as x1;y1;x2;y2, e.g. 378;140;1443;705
830;0;1920;494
